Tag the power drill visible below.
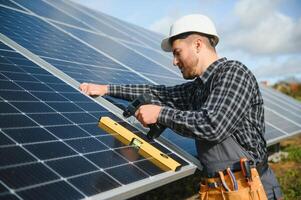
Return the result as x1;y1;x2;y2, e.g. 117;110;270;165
123;93;166;139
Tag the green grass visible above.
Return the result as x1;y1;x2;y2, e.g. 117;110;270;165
277;145;301;200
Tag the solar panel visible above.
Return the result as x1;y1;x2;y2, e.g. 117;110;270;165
12;0;93;30
0;41;194;199
1;0;301;198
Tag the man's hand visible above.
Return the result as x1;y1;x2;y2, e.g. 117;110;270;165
135;105;161;127
79;83;108;96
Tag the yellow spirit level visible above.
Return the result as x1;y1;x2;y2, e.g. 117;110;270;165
98;117;181;172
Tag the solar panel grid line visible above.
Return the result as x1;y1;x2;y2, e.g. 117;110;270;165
0;8;131;71
121;40;176;64
116;40;182;78
11;0;93;32
265;121;289;135
0;1;26;13
55;0;142;45
263;87;301;108
9;0;35;15
37;55;132;74
0;1;29;15
0;0;27;12
55;23;177;78
65;0;158;48
46;19;169;77
0;6;148;78
41;0;99;32
261;87;301;111
265;107;301;128
0;128;89;198
44;25;159;85
267;130;301;146
88;6;164;47
264;98;301;121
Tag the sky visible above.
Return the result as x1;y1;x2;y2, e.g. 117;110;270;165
72;0;301;84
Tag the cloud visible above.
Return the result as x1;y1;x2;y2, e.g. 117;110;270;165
254;56;301;78
149;16;173;35
223;0;301;55
148;8;183;35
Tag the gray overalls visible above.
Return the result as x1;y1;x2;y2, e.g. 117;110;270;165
196;136;283;199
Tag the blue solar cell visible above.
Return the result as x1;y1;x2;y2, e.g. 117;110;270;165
18;181;84;200
0;132;14;146
0;90;38;101
0;146;36;167
46;125;90;139
0;114;38;128
0;63;24;73
46;102;84;112
135;159;165;176
46;156;98;177
14;81;54;91
105;164;148;184
0;163;59;189
65;137;107;153
85;150;128;169
3;127;57;144
0;101;18;113
13;0;92;30
31;91;69;101
24;141;77;160
0;80;22;90
62;112;97;124
10;102;56;113
28;113;72;126
0;0;27;12
69;171;121;196
78;124;108;136
97;135;124;148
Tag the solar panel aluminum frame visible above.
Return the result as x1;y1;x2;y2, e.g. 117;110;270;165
0;33;197;199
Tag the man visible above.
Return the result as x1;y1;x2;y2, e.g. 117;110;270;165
80;14;283;200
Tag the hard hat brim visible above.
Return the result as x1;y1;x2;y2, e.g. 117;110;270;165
161;37;172;52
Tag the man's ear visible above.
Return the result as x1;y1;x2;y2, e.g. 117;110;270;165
195;38;202;53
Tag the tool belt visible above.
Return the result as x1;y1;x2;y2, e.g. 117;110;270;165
199;159;268;200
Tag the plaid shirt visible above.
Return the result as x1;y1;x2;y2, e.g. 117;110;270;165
108;57;267;162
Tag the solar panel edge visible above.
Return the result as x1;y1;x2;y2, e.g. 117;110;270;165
267;130;301;146
89;164;196;200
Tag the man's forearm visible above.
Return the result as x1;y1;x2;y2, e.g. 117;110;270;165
108;84;151;101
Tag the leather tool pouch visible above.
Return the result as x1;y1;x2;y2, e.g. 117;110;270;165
199;168;267;200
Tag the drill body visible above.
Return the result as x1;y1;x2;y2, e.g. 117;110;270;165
123;93;166;139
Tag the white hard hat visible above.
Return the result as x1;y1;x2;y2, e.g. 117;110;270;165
161;14;219;52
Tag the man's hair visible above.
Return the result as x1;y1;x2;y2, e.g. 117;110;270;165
169;31;217;50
